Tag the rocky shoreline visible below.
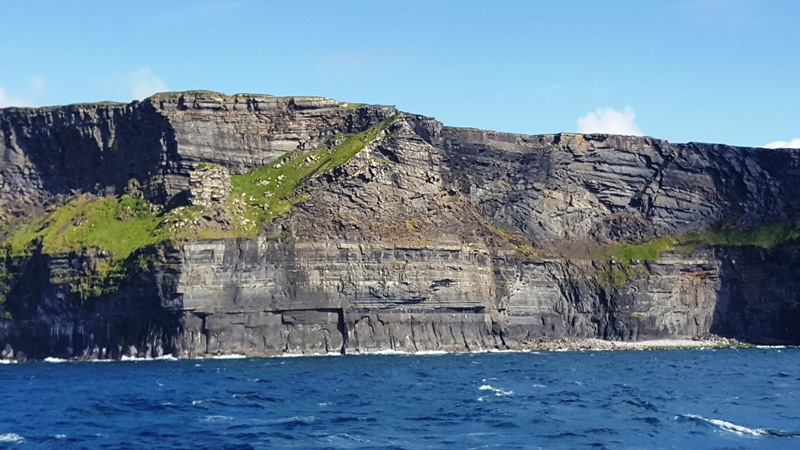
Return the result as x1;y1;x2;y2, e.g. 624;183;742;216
511;335;748;351
0;335;755;363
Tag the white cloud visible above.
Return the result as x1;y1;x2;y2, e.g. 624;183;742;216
0;85;33;108
763;138;800;149
128;67;168;100
28;75;46;96
577;106;643;136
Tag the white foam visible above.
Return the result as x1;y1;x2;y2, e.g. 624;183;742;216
53;434;66;439
0;359;17;364
478;384;513;396
681;414;769;437
0;433;25;443
208;354;247;359
120;355;177;362
43;357;67;363
264;351;342;358
487;348;533;354
204;415;233;422
362;349;407;355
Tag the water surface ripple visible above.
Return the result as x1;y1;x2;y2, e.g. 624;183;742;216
1;348;799;449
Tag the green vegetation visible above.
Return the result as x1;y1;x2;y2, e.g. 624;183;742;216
0;116;395;299
600;262;649;289
3;194;163;260
227;115;396;236
607;222;800;266
65;259;126;299
0;252;14;304
611;236;679;263
1;116;397;264
484;223;539;259
599;221;800;290
685;223;800;250
339;102;365;110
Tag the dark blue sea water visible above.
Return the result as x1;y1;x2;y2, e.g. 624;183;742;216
1;348;799;449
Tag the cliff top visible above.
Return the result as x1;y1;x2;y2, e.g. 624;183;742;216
0;90;378;113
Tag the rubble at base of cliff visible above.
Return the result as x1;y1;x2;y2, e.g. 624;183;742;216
516;335;746;352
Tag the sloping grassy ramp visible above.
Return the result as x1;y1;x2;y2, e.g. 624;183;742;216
229;115;396;234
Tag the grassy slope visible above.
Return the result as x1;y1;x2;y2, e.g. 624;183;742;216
4;195;163;259
611;223;800;263
1;116;396;261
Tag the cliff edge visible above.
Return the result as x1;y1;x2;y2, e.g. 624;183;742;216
1;91;798;360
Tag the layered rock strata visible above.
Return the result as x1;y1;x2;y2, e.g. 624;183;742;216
1;91;798;360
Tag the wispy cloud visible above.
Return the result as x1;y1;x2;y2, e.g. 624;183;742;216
28;75;46;96
0;75;47;107
0;87;29;107
763;138;800;149
577;107;643;136
128;67;168;100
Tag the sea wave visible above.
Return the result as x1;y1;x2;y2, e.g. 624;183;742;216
478;384;514;397
207;354;248;359
0;433;25;443
120;355;178;362
43;357;68;363
677;414;800;438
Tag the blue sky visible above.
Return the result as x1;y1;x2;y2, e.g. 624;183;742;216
1;0;798;148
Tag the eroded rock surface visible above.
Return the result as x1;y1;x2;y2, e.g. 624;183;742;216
1;91;799;360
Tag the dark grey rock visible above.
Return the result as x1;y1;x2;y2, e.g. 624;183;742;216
2;91;800;360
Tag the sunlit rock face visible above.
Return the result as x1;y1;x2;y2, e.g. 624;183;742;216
1;91;799;360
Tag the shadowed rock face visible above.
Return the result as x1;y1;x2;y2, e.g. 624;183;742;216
1;91;799;360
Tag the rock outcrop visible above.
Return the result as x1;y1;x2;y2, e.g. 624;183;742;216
1;91;798;360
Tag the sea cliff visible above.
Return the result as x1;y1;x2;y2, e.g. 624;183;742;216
1;91;798;360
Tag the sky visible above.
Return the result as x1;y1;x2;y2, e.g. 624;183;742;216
0;0;798;148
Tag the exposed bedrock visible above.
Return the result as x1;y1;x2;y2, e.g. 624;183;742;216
2;91;800;360
0;91;394;216
441;130;800;244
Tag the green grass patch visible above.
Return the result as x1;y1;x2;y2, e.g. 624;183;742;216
612;236;680;262
227;115;396;236
600;222;800;289
3;194;163;260
685;223;800;250
339;102;365;110
608;222;800;265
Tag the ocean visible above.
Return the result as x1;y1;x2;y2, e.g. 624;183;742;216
1;348;798;449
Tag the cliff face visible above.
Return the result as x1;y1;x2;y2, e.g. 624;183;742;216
1;91;798;360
